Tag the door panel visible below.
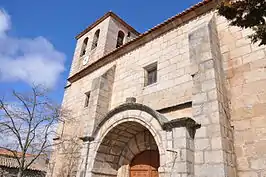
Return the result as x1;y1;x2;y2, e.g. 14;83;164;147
130;150;159;177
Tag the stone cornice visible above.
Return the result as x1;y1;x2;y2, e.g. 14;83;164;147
162;117;201;131
68;0;217;83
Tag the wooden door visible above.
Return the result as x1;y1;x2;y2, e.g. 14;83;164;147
130;150;159;177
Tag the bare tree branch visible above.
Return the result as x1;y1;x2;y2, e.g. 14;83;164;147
0;85;68;177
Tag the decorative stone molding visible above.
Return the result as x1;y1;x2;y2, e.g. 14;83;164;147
91;102;168;137
163;117;201;130
79;136;95;142
91;102;200;138
77;101;202;177
163;117;201;138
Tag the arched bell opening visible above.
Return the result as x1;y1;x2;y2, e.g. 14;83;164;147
92;121;160;177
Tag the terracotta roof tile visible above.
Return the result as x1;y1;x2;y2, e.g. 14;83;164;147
0;149;47;172
0;149;33;157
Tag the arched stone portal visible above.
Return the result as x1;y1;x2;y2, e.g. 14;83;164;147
78;103;200;177
91;121;160;177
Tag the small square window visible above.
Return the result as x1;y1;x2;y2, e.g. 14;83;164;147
144;62;157;86
84;92;90;107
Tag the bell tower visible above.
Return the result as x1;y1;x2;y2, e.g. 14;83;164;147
68;11;139;78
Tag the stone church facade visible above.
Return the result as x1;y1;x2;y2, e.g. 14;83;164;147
48;0;266;177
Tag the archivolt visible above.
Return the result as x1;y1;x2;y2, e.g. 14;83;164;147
91;102;200;138
91;102;169;137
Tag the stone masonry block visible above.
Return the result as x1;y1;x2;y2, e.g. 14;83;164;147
195;151;204;164
194;164;226;177
195;126;207;138
173;138;187;149
238;171;258;177
211;137;223;149
202;79;217;92
250;158;266;170
196;114;211;126
139;111;153;122
230;45;251;59
194;139;211;150
127;110;142;118
204;150;224;163
193;92;208;105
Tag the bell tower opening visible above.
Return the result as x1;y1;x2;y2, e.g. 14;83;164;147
91;29;100;50
116;31;125;48
69;12;139;76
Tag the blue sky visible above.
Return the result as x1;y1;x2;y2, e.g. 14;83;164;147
0;0;201;104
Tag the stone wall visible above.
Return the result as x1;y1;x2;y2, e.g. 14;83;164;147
60;13;217;140
104;17;138;55
50;7;266;177
51;12;219;177
70;15;138;78
189;15;236;177
0;166;45;177
217;14;266;177
69;17;111;77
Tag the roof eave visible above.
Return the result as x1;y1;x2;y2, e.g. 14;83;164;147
75;11;140;40
68;0;217;83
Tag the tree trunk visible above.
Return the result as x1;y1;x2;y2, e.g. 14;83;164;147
17;168;23;177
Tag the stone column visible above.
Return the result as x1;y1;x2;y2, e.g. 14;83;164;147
160;117;198;177
188;16;236;177
76;136;95;177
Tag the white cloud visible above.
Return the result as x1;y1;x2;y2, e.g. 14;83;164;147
0;9;65;88
0;9;9;37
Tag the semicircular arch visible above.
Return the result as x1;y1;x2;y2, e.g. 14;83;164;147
93;112;166;157
88;109;168;176
92;102;169;138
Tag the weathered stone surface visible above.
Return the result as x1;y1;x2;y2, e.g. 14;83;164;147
49;5;266;177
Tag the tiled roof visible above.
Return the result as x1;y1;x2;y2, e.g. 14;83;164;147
68;0;217;83
0;149;47;172
136;0;213;36
0;149;33;157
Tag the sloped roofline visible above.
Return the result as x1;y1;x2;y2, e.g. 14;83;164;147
0;149;47;171
68;0;217;83
76;11;140;39
0;148;35;157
